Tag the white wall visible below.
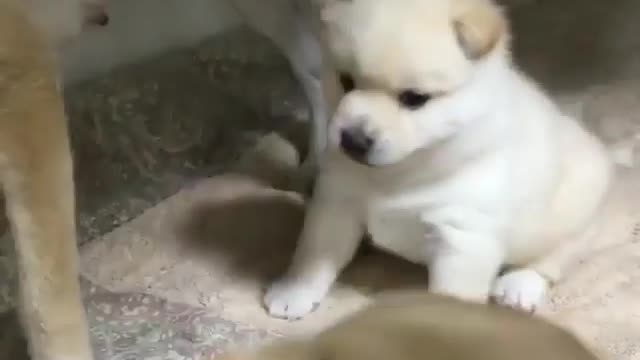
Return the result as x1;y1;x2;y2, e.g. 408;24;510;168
61;0;243;85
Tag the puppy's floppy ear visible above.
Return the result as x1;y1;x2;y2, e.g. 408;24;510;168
452;0;508;60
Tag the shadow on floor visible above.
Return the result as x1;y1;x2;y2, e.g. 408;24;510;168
177;187;428;296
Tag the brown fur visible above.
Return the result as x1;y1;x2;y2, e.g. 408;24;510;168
0;0;105;359
222;292;600;360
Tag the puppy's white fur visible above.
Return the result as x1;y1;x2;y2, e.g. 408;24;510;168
265;0;613;318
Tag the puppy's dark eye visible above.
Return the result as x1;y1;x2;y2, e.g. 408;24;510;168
398;90;430;110
339;73;356;93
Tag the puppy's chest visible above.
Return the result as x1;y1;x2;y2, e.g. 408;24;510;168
365;200;434;266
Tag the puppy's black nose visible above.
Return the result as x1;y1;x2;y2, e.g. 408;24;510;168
340;127;374;160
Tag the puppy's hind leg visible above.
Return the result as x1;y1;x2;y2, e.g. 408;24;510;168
232;0;328;192
282;28;327;185
491;268;548;313
491;233;588;314
0;92;93;359
493;138;613;313
421;206;504;303
264;17;327;193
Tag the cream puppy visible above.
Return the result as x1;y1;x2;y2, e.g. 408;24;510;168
264;0;613;318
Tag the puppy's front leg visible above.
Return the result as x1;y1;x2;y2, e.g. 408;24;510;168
264;180;363;319
421;206;504;303
1;93;93;359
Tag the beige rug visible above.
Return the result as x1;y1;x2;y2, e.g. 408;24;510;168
79;134;427;338
78;130;640;360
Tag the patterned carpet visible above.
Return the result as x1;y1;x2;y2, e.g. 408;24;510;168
85;279;277;360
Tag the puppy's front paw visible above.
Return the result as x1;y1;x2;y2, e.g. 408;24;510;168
491;269;548;313
263;278;323;320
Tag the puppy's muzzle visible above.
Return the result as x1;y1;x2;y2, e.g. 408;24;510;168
340;126;374;163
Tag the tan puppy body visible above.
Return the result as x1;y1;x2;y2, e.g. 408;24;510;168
0;0;107;359
225;293;600;360
264;0;612;318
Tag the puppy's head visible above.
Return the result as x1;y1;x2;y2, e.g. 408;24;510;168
26;0;109;45
320;0;508;166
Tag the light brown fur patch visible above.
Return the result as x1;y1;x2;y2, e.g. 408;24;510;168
0;1;93;359
221;293;600;360
452;0;508;60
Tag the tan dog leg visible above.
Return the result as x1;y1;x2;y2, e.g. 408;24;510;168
0;11;93;356
1;112;93;360
1;101;93;360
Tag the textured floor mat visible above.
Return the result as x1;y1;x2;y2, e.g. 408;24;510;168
85;279;277;360
0;277;277;360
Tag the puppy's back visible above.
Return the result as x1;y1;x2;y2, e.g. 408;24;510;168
319;293;599;360
222;292;600;360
